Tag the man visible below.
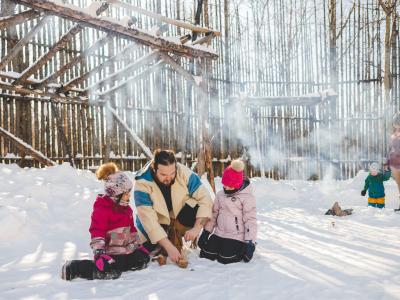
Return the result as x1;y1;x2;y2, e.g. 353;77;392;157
134;149;213;263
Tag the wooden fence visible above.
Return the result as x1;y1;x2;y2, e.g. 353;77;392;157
0;0;399;179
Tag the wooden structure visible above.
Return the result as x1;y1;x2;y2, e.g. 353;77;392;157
0;0;219;183
0;0;399;180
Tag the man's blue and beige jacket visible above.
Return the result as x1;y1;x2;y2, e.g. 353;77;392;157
134;162;213;243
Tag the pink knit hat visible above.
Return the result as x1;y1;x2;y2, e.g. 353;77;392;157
221;160;245;189
104;171;133;197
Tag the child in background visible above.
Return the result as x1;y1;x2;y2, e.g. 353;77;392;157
361;162;391;209
198;159;257;264
61;163;149;281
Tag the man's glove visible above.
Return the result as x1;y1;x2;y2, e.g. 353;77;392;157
243;241;256;262
361;190;366;196
197;230;211;249
94;249;115;272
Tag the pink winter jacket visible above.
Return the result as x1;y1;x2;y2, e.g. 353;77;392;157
205;181;257;242
89;195;141;255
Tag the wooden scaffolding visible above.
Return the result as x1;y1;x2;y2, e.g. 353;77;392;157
0;0;219;186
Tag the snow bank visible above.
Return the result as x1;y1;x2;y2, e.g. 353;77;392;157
1;163;400;300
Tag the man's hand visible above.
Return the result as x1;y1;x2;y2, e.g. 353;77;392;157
158;238;181;263
184;226;201;242
165;244;181;263
184;217;207;242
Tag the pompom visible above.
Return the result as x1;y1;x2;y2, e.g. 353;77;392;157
96;162;119;180
230;159;244;172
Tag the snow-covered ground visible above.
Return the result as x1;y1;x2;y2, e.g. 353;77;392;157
1;163;400;300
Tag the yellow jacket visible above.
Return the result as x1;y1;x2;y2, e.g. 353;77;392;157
134;162;213;243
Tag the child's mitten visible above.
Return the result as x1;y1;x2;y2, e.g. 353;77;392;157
197;230;211;249
94;249;115;272
361;190;366;196
243;241;256;262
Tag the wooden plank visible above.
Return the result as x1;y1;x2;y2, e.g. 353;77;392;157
0;9;40;30
13;1;110;85
0;16;50;71
0;124;56;166
107;0;220;37
61;42;138;92
86;51;160;94
0;71;84;94
95;60;166;100
229;94;337;107
0;80;88;103
159;52;207;97
14;24;84;85
35;34;113;89
106;103;153;159
13;0;218;59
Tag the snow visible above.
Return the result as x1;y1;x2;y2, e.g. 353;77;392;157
1;163;400;299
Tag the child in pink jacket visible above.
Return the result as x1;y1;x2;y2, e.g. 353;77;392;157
198;160;257;264
61;163;149;281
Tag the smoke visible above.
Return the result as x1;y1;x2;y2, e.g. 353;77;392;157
224;93;387;180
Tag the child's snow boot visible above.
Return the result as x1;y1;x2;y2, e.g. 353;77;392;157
61;260;88;281
61;259;121;281
61;260;74;281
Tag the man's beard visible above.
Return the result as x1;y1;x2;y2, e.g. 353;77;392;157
159;177;175;186
154;174;176;187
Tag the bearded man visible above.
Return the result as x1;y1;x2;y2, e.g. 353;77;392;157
134;149;213;263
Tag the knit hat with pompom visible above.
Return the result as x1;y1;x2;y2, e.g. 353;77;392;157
96;163;133;197
369;162;380;173
221;159;245;189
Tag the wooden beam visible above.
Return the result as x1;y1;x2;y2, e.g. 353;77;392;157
228;94;338;107
13;0;218;59
107;0;220;37
159;52;206;97
35;34;113;89
0;80;87;104
86;51;160;94
0;125;56;166
192;32;215;46
0;9;40;30
61;43;139;93
106;103;153;158
95;60;165;100
13;24;82;85
13;2;110;85
0;16;50;71
0;70;84;95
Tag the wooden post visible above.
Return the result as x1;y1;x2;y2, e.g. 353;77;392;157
51;101;75;167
